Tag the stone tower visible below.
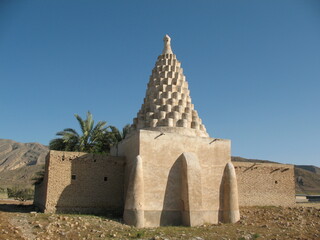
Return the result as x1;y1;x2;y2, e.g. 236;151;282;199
116;35;240;227
131;34;208;138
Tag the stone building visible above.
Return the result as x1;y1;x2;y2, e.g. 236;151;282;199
34;35;295;227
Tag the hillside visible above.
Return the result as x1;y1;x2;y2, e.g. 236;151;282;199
0;139;48;188
296;165;320;175
295;166;320;195
232;156;320;195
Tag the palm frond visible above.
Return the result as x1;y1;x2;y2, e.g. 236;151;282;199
74;114;86;135
49;111;126;153
122;124;131;139
49;138;66;150
62;128;80;137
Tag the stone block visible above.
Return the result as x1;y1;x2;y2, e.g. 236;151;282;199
176;119;183;127
182;113;189;120
159;111;166;119
173;111;180;120
150;119;158;127
167;85;173;91
191;121;199;130
167;118;174;127
192;110;198;117
157;119;167;126
182;119;188;128
145;112;153;121
172;92;179;99
165;104;172;112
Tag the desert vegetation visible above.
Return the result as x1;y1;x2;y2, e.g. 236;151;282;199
3;187;34;201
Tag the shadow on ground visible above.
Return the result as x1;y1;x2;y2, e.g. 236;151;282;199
0;200;35;213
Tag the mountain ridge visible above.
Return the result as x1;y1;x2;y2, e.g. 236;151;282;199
0;139;49;188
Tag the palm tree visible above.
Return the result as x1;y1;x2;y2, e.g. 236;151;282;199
108;124;131;144
93;124;131;153
49;111;109;153
105;124;131;156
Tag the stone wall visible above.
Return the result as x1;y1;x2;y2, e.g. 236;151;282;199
234;162;295;206
34;151;125;215
117;129;232;227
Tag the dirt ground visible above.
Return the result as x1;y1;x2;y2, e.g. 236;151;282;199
0;200;319;240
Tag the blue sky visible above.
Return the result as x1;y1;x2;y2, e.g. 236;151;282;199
1;0;319;166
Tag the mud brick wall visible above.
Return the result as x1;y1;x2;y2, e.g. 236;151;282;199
34;151;125;215
234;162;295;206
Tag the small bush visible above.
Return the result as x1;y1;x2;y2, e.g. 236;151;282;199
7;186;34;201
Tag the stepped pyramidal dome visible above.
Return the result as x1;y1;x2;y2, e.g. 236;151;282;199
132;35;209;137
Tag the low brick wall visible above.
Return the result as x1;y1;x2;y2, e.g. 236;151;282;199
34;151;125;215
234;162;295;206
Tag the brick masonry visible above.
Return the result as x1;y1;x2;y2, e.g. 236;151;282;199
234;162;295;206
34;151;125;215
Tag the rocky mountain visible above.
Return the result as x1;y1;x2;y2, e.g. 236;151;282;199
295;166;320;195
296;165;320;175
0;139;48;188
232;156;320;195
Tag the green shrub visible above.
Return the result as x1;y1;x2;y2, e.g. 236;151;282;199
7;186;34;201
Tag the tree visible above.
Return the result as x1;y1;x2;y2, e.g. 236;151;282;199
93;124;131;153
109;124;131;144
49;111;131;153
49;111;109;153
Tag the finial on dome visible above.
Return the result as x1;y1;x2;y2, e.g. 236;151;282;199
162;34;173;54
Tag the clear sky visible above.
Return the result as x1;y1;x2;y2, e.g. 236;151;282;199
1;0;319;166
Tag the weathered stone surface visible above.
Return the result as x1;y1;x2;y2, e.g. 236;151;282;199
118;129;232;227
181;152;203;226
220;162;240;223
123;155;145;228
